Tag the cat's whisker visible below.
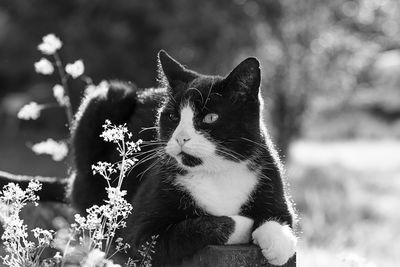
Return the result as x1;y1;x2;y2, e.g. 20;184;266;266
215;148;241;162
110;151;161;183
202;78;215;110
134;150;163;167
123;151;163;178
239;137;268;150
218;144;245;158
141;140;167;144
130;153;159;169
213;141;246;160
137;146;161;152
137;158;161;180
130;147;161;157
165;155;173;167
139;127;159;134
167;91;178;105
138;143;166;149
186;87;204;104
141;140;167;145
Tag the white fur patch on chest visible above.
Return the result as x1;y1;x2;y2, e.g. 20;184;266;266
174;160;259;216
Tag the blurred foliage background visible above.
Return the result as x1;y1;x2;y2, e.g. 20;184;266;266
0;0;399;266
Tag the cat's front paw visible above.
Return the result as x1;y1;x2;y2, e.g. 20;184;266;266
225;215;254;245
252;221;296;266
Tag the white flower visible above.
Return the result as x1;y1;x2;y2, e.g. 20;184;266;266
34;58;54;75
104;261;122;267
84;80;109;95
92;161;116;178
84;84;97;95
82;249;106;267
28;180;42;192
100;121;129;144
37;33;62;55
53;84;68;106
65;60;84;78
32;228;54;246
17;102;43;120
53;251;62;262
31;139;68;161
0;181;49;267
97;80;109;90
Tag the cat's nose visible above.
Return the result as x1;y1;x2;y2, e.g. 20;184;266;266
176;137;191;146
176;132;191;146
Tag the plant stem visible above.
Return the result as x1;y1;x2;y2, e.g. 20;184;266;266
118;140;126;189
53;52;73;130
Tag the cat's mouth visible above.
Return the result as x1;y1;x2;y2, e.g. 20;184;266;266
177;152;203;167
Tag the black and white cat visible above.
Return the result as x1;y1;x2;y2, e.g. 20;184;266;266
1;50;297;266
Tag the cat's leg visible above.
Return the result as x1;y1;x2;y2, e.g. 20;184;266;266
151;215;234;264
226;215;254;245
252;220;297;266
132;215;253;265
246;166;297;265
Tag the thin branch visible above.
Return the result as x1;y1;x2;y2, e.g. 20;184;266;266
53;52;73;130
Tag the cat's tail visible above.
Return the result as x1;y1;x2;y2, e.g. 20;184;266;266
0;81;160;211
0;81;142;206
70;81;159;213
0;170;68;203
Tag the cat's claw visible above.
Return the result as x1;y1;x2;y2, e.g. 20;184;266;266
226;215;254;245
252;221;296;266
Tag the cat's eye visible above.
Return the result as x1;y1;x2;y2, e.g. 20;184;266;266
203;113;219;124
168;113;179;122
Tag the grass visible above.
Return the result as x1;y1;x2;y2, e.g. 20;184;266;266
289;140;400;267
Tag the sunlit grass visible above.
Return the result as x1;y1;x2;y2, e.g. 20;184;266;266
289;140;400;267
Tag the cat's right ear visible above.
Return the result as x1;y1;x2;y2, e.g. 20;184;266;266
157;50;197;90
224;57;261;103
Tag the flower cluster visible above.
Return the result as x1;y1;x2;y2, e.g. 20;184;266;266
96;120;142;185
82;249;121;267
17;33;93;163
0;181;56;267
84;80;109;95
3;34;157;267
100;120;142;156
0;120;156;267
17;102;43;120
55;121;150;266
19;33;87;124
0;180;41;217
100;120;131;144
70;188;132;254
31;138;68;161
38;34;62;55
34;35;85;79
53;84;68;106
136;235;158;267
34;58;54;75
91;162;116;182
76;121;139;259
65;60;84;79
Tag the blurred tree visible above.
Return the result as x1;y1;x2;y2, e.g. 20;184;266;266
1;0;399;154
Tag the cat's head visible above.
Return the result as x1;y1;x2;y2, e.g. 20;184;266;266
157;50;263;171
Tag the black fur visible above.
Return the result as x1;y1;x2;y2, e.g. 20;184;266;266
0;51;294;265
121;51;294;265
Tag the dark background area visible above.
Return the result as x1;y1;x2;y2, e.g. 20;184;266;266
0;0;399;266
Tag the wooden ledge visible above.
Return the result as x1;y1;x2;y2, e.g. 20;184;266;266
166;245;296;267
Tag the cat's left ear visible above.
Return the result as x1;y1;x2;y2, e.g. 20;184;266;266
157;50;197;89
225;57;261;102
